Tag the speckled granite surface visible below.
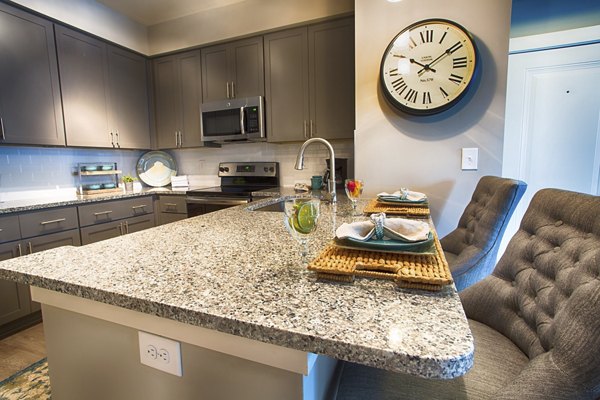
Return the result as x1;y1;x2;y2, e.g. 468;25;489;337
0;196;473;379
0;187;187;215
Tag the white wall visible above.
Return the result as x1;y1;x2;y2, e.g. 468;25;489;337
10;0;148;53
147;0;353;55
354;0;512;236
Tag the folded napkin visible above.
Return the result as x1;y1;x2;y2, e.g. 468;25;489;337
336;218;430;242
377;188;427;202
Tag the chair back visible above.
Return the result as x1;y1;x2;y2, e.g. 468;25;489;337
441;176;527;290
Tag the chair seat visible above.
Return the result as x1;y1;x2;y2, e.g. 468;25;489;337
335;319;529;400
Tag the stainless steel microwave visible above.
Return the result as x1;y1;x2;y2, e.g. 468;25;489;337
200;96;265;142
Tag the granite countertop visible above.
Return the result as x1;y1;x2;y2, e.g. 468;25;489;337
0;196;474;379
0;187;187;215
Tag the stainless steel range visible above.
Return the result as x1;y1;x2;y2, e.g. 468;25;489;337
185;162;279;217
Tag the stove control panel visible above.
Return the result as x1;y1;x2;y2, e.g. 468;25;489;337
218;162;279;177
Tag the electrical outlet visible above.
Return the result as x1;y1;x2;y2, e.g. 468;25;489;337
138;331;182;376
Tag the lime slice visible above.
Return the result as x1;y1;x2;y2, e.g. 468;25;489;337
297;202;318;233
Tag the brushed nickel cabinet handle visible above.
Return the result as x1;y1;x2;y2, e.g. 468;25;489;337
303;121;308;139
226;82;230;99
231;81;235;98
310;120;315;138
27;242;33;254
94;210;113;216
17;243;22;257
118;222;123;235
0;117;5;141
164;203;177;207
124;220;129;234
179;131;183;147
40;218;66;225
131;205;147;210
175;131;178;147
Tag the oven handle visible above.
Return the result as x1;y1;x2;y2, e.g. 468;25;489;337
186;197;250;206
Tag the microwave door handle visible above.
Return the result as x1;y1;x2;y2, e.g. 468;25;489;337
240;106;246;134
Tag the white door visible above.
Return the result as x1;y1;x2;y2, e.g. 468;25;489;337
502;30;600;254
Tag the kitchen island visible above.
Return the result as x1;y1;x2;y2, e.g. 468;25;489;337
0;196;473;399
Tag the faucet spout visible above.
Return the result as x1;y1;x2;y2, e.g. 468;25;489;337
294;138;336;204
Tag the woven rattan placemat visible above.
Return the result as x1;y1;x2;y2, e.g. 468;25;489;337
308;234;452;291
363;199;430;217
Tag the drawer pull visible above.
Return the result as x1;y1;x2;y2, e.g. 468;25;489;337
131;205;147;210
94;210;113;216
164;203;178;207
40;218;66;225
28;242;33;254
17;243;22;257
124;220;129;234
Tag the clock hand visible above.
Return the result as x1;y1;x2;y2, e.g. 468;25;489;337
417;48;452;75
409;59;436;73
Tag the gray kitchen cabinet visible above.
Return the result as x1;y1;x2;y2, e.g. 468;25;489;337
201;36;264;103
79;196;155;245
153;50;203;149
0;208;80;335
0;2;65;146
265;18;355;142
157;195;187;225
56;25;151;149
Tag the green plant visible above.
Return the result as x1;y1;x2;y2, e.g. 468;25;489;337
121;174;137;183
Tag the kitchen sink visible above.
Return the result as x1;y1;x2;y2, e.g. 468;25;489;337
248;200;285;212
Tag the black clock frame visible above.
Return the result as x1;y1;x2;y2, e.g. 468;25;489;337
379;18;480;116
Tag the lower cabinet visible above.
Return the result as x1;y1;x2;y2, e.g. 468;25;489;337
78;196;155;245
157;195;188;225
0;208;80;337
80;214;155;245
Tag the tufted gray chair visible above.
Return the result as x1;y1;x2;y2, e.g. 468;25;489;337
335;188;600;399
440;176;526;291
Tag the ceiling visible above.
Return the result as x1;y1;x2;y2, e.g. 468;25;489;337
96;0;247;26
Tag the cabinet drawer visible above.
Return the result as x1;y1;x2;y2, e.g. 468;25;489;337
0;215;21;244
78;196;154;227
158;196;187;214
19;207;78;239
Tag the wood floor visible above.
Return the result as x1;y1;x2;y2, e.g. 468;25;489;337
0;323;46;382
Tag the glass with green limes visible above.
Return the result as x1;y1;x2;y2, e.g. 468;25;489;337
283;197;321;265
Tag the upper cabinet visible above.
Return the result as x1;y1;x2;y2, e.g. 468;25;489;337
0;3;65;146
55;26;150;149
153;50;203;149
201;36;264;103
265;18;355;142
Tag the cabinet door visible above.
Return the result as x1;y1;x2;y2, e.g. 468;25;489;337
230;37;264;99
0;3;65;146
0;215;21;244
107;45;151;149
80;220;123;245
308;18;355;140
56;25;111;148
201;44;230;103
0;241;31;325
25;229;81;254
265;27;310;142
153;55;181;149
179;51;203;148
123;214;155;234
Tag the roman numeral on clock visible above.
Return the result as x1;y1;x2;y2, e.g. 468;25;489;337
422;91;432;104
439;31;447;44
440;87;449;98
420;30;433;43
448;41;463;54
404;88;418;103
453;57;467;68
391;77;407;95
389;68;399;76
449;74;463;84
409;37;417;49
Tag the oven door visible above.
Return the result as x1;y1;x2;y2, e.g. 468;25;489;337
186;196;251;217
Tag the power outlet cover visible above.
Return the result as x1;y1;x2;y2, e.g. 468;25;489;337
138;331;182;377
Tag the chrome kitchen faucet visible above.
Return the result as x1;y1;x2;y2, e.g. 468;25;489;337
294;138;336;204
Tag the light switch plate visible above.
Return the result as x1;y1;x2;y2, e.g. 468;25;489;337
461;148;478;170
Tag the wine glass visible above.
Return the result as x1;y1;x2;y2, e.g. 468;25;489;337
344;179;364;216
283;198;321;266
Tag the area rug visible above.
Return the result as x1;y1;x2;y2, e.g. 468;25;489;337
0;358;51;400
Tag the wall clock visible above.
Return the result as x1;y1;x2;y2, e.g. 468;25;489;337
380;18;479;115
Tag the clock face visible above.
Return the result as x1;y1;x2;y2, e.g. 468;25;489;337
380;19;478;115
